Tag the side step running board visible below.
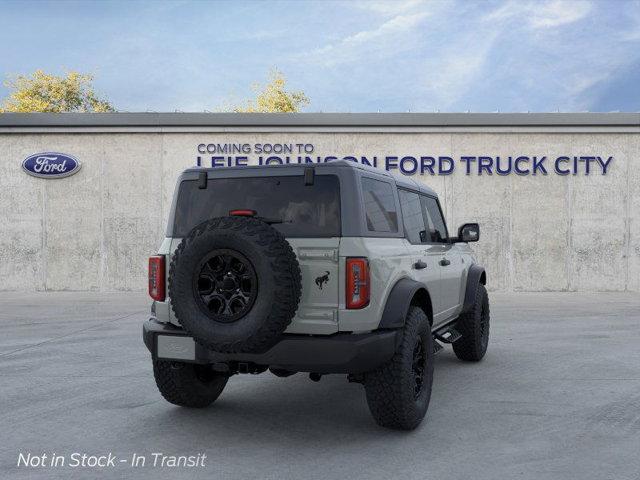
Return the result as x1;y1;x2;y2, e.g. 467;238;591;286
433;328;462;344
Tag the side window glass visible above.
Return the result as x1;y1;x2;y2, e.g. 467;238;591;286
399;190;427;244
361;177;398;233
422;196;448;243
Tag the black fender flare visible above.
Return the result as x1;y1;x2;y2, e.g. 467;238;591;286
378;278;430;329
462;264;486;314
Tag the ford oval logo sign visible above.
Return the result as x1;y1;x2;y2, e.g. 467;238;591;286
22;152;81;179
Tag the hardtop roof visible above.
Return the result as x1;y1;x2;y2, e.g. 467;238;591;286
184;159;438;197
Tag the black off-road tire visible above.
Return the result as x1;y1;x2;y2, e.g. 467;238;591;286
169;216;301;353
364;307;434;430
453;283;490;361
153;360;228;408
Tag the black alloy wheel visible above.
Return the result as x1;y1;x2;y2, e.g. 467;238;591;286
193;249;258;323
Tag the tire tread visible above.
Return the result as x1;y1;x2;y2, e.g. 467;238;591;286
452;283;490;361
364;307;434;430
153;360;227;408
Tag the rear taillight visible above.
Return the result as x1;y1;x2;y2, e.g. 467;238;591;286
229;209;257;217
149;255;165;301
346;257;370;309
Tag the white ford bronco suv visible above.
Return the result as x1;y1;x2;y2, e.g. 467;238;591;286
144;160;489;430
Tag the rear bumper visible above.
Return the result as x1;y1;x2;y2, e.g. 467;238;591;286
143;318;399;374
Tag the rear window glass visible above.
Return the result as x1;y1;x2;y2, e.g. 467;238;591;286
172;175;341;238
399;190;427;244
422;196;448;243
361;177;398;233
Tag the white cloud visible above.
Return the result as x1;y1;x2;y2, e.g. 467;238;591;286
482;1;523;22
619;0;640;41
300;11;430;66
530;0;592;28
476;0;637;111
352;0;430;16
337;12;427;44
294;0;634;112
419;29;500;109
483;0;591;29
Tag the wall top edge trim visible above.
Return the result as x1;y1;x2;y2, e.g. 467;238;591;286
1;127;639;135
1;112;639;128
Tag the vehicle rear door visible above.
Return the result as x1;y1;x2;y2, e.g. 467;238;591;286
398;189;443;319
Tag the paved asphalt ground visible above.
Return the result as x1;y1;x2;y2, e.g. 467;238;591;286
1;292;639;480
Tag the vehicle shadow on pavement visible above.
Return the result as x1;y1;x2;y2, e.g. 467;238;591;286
150;375;382;436
133;354;464;447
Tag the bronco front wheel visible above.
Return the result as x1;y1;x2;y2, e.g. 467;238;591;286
453;283;490;362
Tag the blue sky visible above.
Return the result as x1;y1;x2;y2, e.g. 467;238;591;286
0;0;638;112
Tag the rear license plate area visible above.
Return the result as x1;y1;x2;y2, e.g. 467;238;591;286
156;335;196;361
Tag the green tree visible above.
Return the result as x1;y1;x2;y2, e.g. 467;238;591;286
234;69;309;113
0;70;114;113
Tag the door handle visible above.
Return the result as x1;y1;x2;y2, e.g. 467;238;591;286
413;260;428;270
439;258;451;266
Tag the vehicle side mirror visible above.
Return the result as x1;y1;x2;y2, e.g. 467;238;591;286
458;223;480;243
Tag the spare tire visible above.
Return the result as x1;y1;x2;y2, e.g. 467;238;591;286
169;216;301;353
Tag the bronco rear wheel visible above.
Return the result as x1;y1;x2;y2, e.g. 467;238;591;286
169;216;301;353
153;360;228;408
363;306;434;430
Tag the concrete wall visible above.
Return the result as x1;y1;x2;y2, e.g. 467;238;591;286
1;129;638;292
